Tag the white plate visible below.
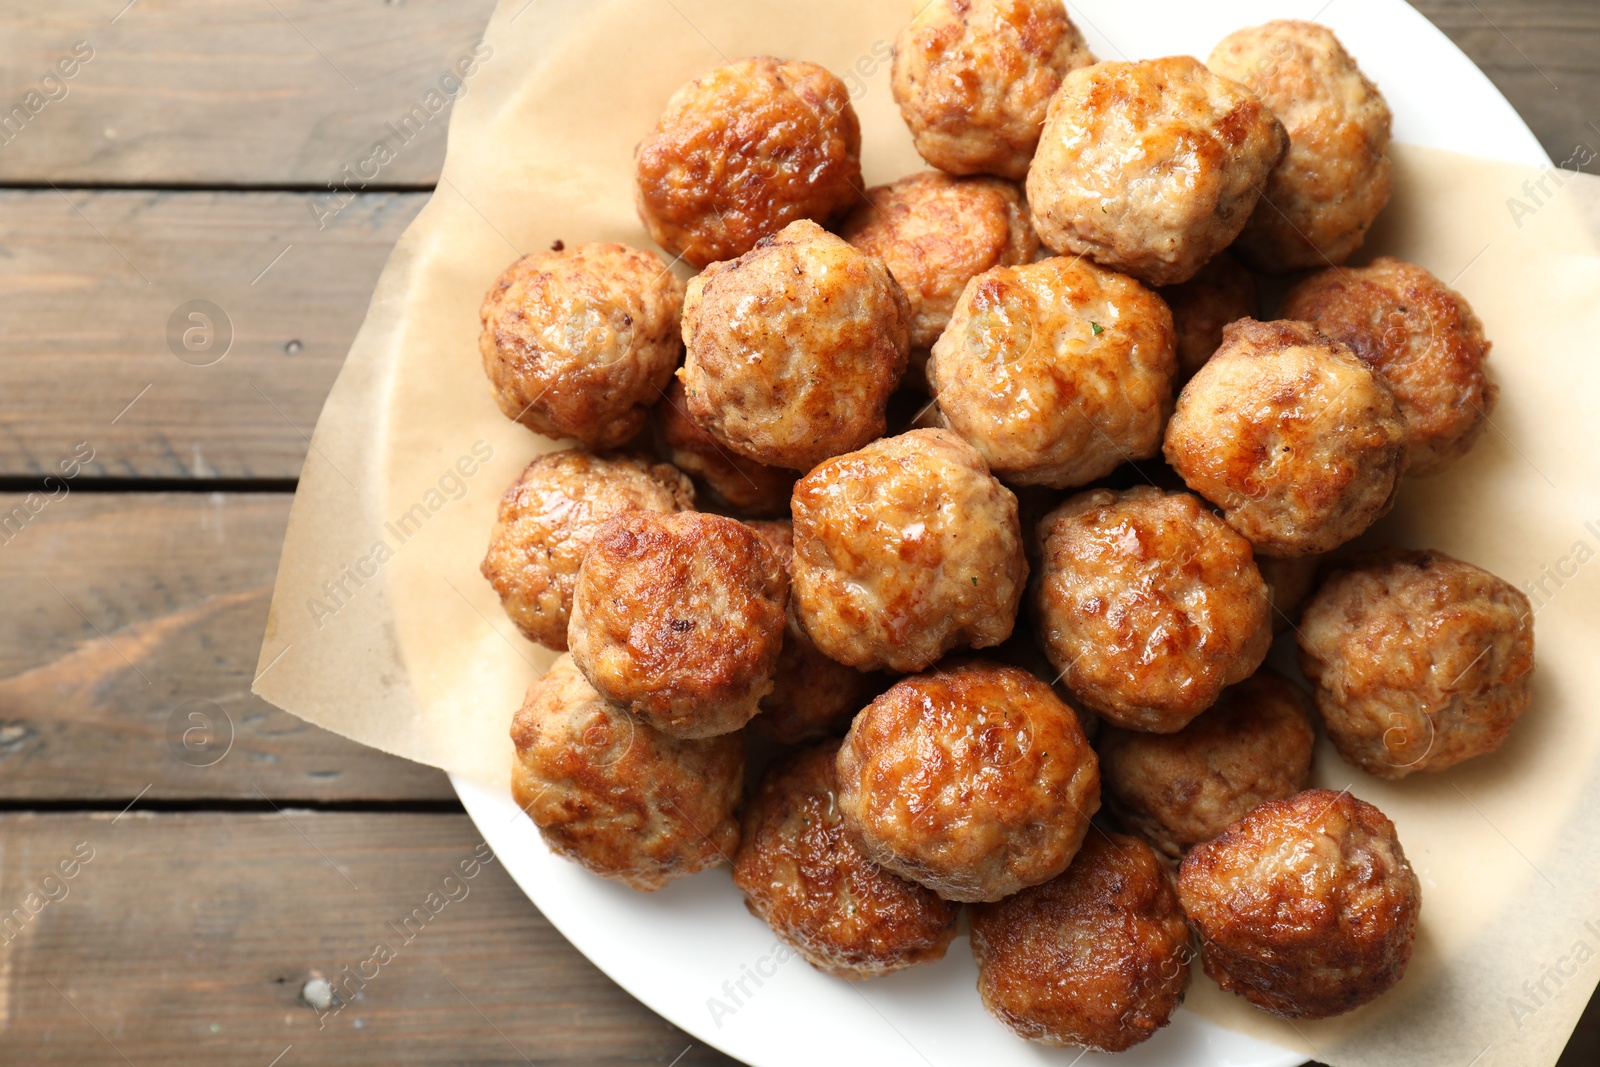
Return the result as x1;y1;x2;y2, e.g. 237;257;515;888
453;3;1551;1064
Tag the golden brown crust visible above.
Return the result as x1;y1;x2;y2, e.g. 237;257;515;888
1034;487;1272;732
511;655;742;891
838;170;1039;375
1163;318;1408;557
1297;549;1534;778
836;660;1100;902
635;56;863;268
745;520;884;745
927;255;1176;488
479;243;685;448
1159;251;1260;382
680;219;911;471
733;741;960;978
891;0;1095;179
1177;789;1421;1019
480;449;694;650
1282;256;1495;475
1026;56;1288;286
1099;669;1316;857
971;831;1191;1051
1209;21;1393;272
652;376;796;517
568;510;788;738
791;429;1027;673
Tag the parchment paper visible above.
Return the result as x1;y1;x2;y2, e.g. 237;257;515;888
254;2;1600;1064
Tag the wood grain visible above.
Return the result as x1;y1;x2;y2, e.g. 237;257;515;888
0;190;422;481
1414;0;1600;165
0;0;499;186
0;810;739;1066
0;0;1586;189
0;492;451;801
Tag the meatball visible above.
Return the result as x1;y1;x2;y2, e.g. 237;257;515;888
891;0;1096;179
652;376;795;517
1282;256;1495;475
1159;251;1259;382
481;450;693;650
1163;318;1408;557
1033;487;1272;732
635;56;863;268
1098;669;1316;857
745;520;883;745
791;429;1027;673
1177;789;1421;1019
927;255;1176;488
511;655;742;891
1259;553;1321;634
1027;56;1287;287
680;219;911;471
568;511;788;738
1209;21;1393;272
988;627;1100;742
1297;549;1535;778
838;170;1040;383
971;830;1191;1051
836;661;1100;903
734;740;960;978
479;243;685;449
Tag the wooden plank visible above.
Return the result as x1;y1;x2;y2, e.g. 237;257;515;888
0;1;1589;188
1415;0;1600;164
0;811;740;1066
0;190;422;481
0;492;453;801
0;0;498;186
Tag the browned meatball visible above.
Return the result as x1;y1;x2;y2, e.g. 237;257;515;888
1034;487;1272;732
1164;318;1408;557
734;740;960;978
1297;549;1534;778
927;255;1176;488
892;0;1096;179
635;56;863;268
1159;251;1260;382
652;376;795;517
481;450;693;650
839;170;1039;383
791;429;1027;673
568;511;788;738
480;243;685;449
1209;21;1393;272
745;520;882;745
1027;56;1287;287
1282;257;1495;474
987;627;1100;742
836;661;1099;902
680;219;911;471
971;830;1191;1051
1099;669;1316;857
1259;553;1321;634
511;655;742;891
1178;789;1421;1019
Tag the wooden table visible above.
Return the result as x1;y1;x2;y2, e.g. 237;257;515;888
0;2;1594;1064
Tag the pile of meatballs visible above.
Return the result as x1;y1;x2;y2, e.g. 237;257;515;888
478;2;1535;1054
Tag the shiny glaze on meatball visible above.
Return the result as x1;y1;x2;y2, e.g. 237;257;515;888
512;655;742;891
836;660;1100;902
734;740;960;978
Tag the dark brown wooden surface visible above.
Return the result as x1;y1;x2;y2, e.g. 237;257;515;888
0;2;1594;1065
0;811;733;1066
0;492;452;800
